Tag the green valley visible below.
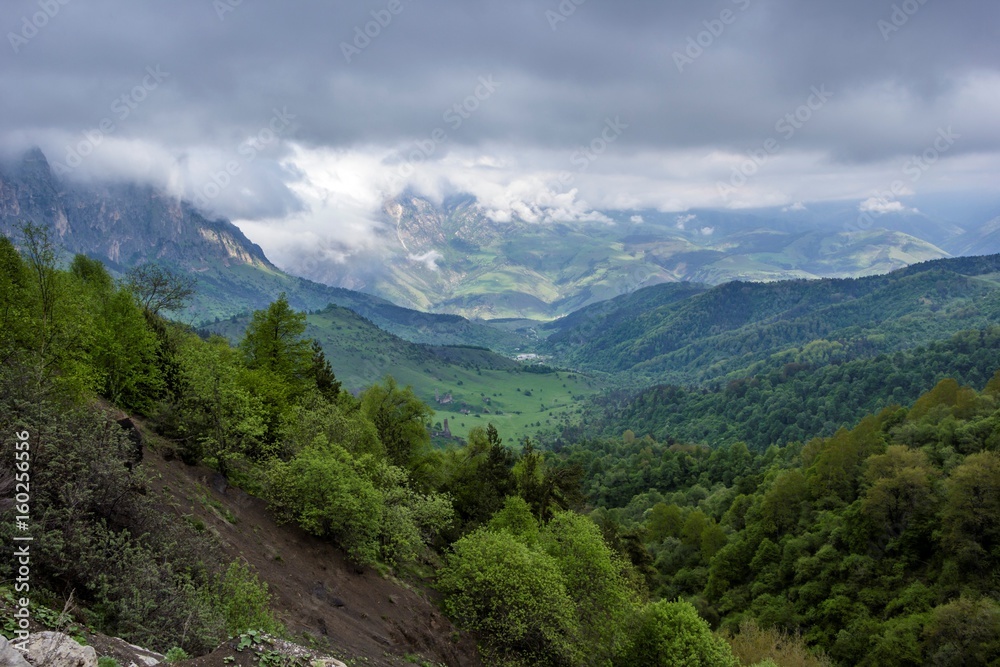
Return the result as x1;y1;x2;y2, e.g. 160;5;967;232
203;303;599;440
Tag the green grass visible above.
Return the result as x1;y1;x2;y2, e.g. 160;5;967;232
201;304;599;441
409;367;598;441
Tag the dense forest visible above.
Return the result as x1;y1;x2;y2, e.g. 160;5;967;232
551;374;1000;665
544;255;1000;385
554;327;1000;449
2;223;1000;665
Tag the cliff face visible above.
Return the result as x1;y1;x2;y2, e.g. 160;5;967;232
0;148;273;272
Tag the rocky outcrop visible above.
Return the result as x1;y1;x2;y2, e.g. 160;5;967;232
0;148;274;273
23;631;98;667
0;636;32;667
85;633;165;667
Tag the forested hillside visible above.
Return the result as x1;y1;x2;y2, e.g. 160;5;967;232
4;220;1000;665
0;224;771;665
202;304;599;440
551;375;1000;665
556;327;1000;450
544;254;1000;385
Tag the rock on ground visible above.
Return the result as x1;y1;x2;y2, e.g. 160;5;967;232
23;631;98;667
0;636;32;667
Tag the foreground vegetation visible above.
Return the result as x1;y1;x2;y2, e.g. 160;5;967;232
2;223;998;665
551;375;1000;665
0;226;750;664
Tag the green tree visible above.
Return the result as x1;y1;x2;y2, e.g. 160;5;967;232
941;451;1000;570
239;294;312;388
444;424;516;531
540;512;639;663
308;339;341;400
88;287;163;410
70;253;113;291
0;236;33;362
923;597;1000;666
360;376;432;470
514;439;584;521
647;503;685;542
265;442;383;564
615;600;738;667
125;263;195;316
859;445;939;554
175;334;267;469
439;528;582;666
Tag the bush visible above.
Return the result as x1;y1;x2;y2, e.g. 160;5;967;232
266;443;454;566
164;647;190;662
265;443;383;563
724;619;830;667
439;529;582;666
0;373;225;654
203;561;283;636
615;600;738;667
539;512;638;662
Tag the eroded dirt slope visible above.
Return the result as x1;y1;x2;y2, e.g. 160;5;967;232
141;431;481;667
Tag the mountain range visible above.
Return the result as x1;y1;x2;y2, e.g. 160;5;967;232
290;194;997;320
0;148;528;352
3;146;998;350
542;254;1000;384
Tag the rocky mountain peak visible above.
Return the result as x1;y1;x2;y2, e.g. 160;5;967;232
0;148;274;272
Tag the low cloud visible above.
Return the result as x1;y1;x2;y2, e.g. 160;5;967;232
859;197;918;215
1;0;996;269
408;250;444;271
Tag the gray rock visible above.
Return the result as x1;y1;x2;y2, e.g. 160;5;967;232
311;659;348;667
23;631;97;667
0;636;32;667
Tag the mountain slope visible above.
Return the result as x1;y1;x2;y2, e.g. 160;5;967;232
946;216;1000;256
290;196;956;319
146;434;482;666
202;304;600;439
0;149;529;352
553;326;1000;450
542;254;1000;384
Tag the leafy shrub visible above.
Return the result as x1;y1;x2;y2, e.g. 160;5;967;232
614;600;738;667
266;442;383;563
539;512;638;662
0;372;225;654
164;647;190;662
439;529;582;666
203;561;283;636
266;442;453;565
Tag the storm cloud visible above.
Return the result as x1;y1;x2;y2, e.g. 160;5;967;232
2;0;998;267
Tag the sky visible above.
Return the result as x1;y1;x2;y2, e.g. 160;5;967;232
1;0;998;267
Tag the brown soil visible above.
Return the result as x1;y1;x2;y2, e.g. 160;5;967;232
138;428;482;667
